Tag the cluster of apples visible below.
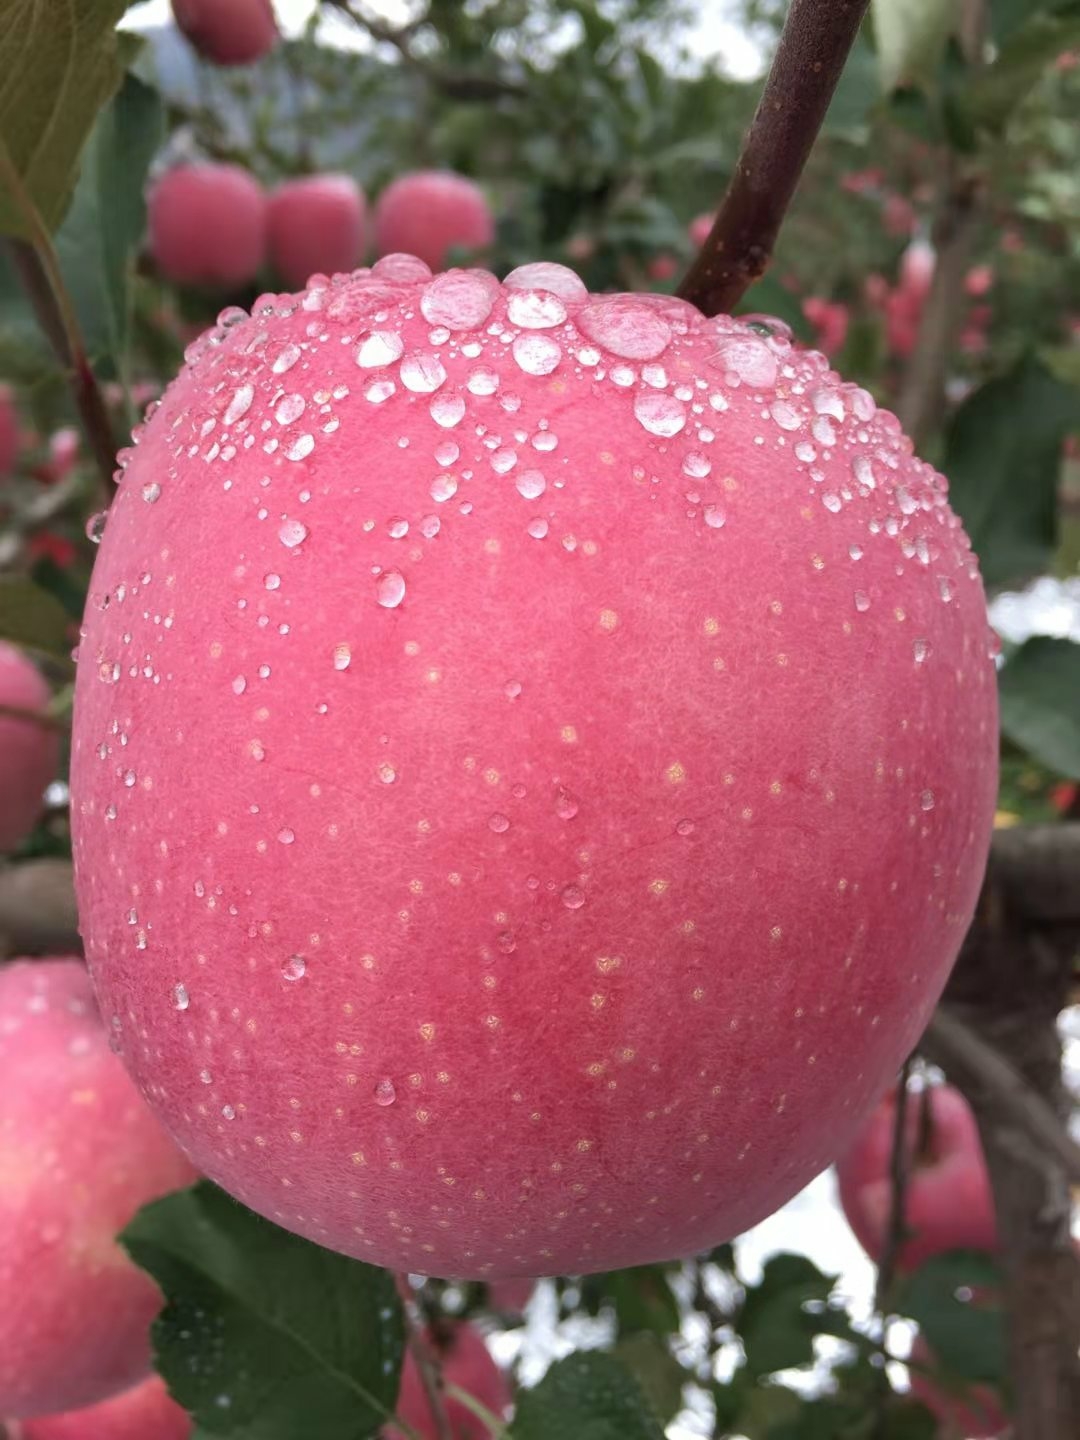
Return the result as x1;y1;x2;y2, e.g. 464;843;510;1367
838;1085;1008;1436
151;1;494;293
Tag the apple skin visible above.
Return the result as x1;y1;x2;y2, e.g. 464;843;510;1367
387;1324;510;1440
267;175;367;289
374;173;494;271
487;1276;536;1313
908;1336;1007;1439
71;260;997;1280
0;642;59;853
0;383;17;475
12;1375;191;1440
836;1084;998;1271
171;0;278;66
147;165;266;289
0;961;198;1419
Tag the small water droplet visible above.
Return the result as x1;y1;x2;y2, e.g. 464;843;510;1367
515;470;546;500
279;519;308;548
275;394;306;425
333;643;352;671
419;514;441;538
375;569;406;608
703;503;726;530
676;819;695;837
387;516;409;539
488;812;511;833
920;789;935;811
913;638;931;664
374;1077;397;1106
282;955;306;981
376;762;397;784
86;511;108;544
504;679;522;699
561;884;586;910
277;827;295;845
222;1105;236;1121
286;434;315;461
634;391;686;437
173;983;189;1011
400;353;447;393
527;517;549;539
555;786;579;820
854;591;871;613
142;482;161;504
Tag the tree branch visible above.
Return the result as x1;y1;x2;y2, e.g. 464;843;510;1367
677;0;872;316
874;1060;914;1316
0;860;81;960
402;1312;453;1440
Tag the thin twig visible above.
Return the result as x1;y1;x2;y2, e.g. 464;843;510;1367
874;1060;914;1316
678;0;872;316
921;1008;1080;1185
402;1310;453;1440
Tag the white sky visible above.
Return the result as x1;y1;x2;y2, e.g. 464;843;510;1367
123;0;766;78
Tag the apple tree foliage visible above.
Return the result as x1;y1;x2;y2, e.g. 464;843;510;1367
0;1;1078;1436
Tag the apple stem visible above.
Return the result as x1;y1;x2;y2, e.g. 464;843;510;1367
403;1312;454;1440
677;0;872;317
873;1056;914;1318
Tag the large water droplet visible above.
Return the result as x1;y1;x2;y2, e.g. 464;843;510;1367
578;299;672;360
400;353;447;393
515;470;546;500
703;503;726;530
282;955;306;981
430;393;466;428
504;262;588;302
375;570;406;609
357;331;405;368
279;519;308;548
86;511;108;544
506;290;567;329
513;333;562;376
561;884;586;910
420;272;496;330
634;391;686;437
708;335;778;388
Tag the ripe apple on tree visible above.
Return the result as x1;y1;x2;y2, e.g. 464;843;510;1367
907;1334;1008;1439
70;257;997;1282
147;164;267;289
387;1323;511;1440
0;961;197;1419
836;1083;998;1270
0;642;60;854
0;383;18;476
171;0;278;67
374;172;495;271
267;175;367;290
8;1375;192;1440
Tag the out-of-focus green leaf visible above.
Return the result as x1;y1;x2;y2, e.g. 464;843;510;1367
612;1333;687;1425
0;1;136;236
823;40;882;136
55;72;164;369
999;636;1080;776
990;0;1080;46
738;1254;837;1379
872;0;961;94
122;1182;404;1440
0;576;72;657
963;12;1080;130
896;1252;1006;1384
511;1352;665;1440
942;354;1079;590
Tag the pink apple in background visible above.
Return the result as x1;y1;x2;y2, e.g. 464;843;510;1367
487;1277;537;1314
0;382;18;475
0;643;59;853
908;1336;1008;1439
882;194;917;238
0;961;197;1419
647;253;679;282
387;1324;511;1440
171;0;278;66
836;1084;998;1271
374;172;494;271
71;261;997;1281
147;164;266;289
964;265;994;298
688;212;714;247
12;1375;191;1440
267;175;367;289
840;168;884;194
899;240;936;304
802;297;849;357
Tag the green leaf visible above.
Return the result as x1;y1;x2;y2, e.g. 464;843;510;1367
896;1252;1006;1385
823;40;882;136
963;12;1080;130
990;0;1080;46
738;1255;837;1379
580;1265;681;1339
0;576;72;657
54;71;163;368
0;1;138;237
999;637;1080;777
121;1182;405;1440
511;1353;665;1440
612;1334;687;1425
871;0;961;93
942;354;1079;590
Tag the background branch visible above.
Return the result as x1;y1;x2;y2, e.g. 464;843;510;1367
677;0;872;316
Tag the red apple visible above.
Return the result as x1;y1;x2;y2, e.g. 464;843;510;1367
171;0;278;66
836;1084;998;1270
147;164;266;289
374;173;494;271
13;1375;191;1440
487;1277;536;1313
0;643;59;853
71;260;998;1280
0;961;197;1418
387;1324;511;1440
908;1335;1007;1438
899;240;935;305
0;383;17;475
647;254;679;283
267;175;367;289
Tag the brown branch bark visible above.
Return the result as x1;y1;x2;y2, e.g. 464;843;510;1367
875;1059;914;1315
927;822;1080;1440
677;0;872;316
4;240;116;500
0;860;81;960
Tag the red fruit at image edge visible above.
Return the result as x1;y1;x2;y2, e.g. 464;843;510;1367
71;259;997;1280
386;1324;511;1440
0;641;60;854
837;1083;998;1270
0;961;197;1419
12;1375;191;1440
171;0;278;67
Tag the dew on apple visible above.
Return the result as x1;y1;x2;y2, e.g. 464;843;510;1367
172;983;189;1011
365;379;396;404
488;812;510;833
703;503;726;529
634;391;687;436
431;394;466;427
434;439;459;465
526;517;549;538
555;787;579;819
401;354;447;393
281;955;306;981
374;1077;397;1106
514;470;546;500
375;570;407;608
513;334;561;375
332;643;351;671
914;638;931;663
387;516;409;538
285;435;315;461
377;762;398;784
85;511;108;543
854;591;871;612
561;884;586;909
